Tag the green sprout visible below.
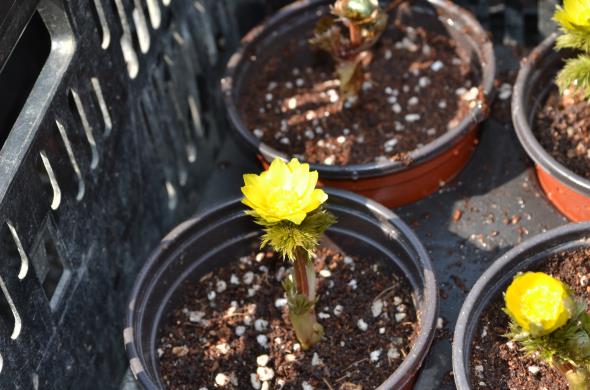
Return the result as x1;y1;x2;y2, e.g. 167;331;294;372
554;0;590;99
310;0;401;104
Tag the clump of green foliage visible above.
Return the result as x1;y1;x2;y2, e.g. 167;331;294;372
554;0;590;99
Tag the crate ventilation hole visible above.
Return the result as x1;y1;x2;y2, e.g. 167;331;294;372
55;120;85;201
6;221;29;280
114;0;139;78
145;0;161;29
0;276;22;341
132;0;151;54
90;77;112;137
69;89;99;170
91;0;111;49
39;151;62;210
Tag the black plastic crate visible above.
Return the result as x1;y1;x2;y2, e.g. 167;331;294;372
0;0;240;388
0;0;564;389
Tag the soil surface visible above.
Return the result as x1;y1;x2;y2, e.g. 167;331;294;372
238;8;481;165
158;245;418;389
470;248;590;389
535;87;590;179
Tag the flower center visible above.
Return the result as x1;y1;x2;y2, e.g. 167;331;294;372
520;285;563;325
267;186;303;215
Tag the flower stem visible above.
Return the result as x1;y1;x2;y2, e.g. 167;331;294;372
349;24;361;47
556;361;590;390
289;308;324;350
288;247;323;349
294;248;310;299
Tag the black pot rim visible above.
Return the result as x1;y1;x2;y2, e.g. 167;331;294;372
221;0;496;180
124;188;438;389
452;221;590;389
512;33;590;195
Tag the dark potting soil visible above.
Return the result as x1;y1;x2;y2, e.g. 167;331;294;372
157;245;418;389
535;88;590;180
238;10;481;166
470;248;590;389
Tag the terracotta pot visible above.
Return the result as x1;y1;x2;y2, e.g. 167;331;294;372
124;189;438;389
513;34;590;221
221;0;495;208
452;222;590;389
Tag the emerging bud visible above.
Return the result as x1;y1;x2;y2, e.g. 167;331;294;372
333;0;379;23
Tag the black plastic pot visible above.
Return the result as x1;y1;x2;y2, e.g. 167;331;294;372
124;189;438;389
221;0;495;208
513;33;590;221
452;222;590;389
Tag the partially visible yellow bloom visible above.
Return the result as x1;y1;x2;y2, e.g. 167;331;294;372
505;272;575;337
241;158;328;225
554;0;590;31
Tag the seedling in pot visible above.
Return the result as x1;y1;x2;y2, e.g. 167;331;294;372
310;0;405;105
503;272;590;389
241;158;336;349
554;0;590;99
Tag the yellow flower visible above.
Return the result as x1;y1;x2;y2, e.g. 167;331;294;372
505;272;575;337
554;0;590;31
241;158;328;225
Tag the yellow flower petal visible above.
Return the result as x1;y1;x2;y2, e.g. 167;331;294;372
243;174;261;187
505;272;574;337
241;185;265;209
554;0;590;30
241;158;327;224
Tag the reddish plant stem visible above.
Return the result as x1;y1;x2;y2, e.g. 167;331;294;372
294;248;310;298
386;0;407;13
349;24;361;47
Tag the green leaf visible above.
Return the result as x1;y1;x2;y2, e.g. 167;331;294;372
556;54;590;99
336;59;364;101
309;16;341;54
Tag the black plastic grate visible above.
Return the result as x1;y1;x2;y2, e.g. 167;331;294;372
0;0;240;388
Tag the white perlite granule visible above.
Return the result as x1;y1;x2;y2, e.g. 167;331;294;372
357;318;368;331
